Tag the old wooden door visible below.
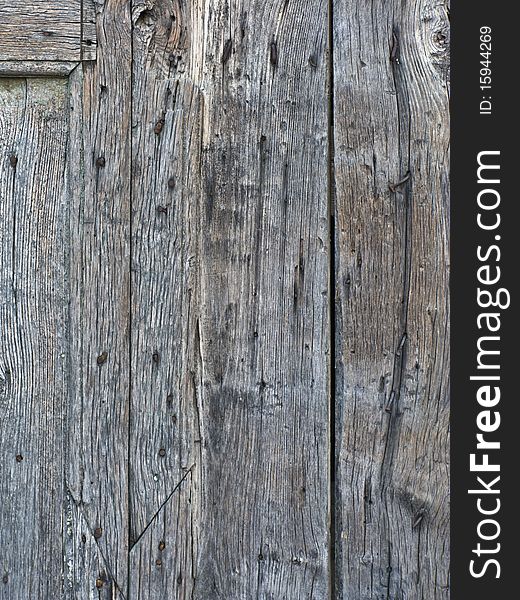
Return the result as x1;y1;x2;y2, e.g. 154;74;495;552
0;0;449;599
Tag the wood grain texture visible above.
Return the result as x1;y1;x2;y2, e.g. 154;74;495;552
193;0;331;597
129;469;195;599
130;0;203;549
0;77;69;599
0;0;97;64
66;1;132;596
0;0;82;62
130;0;331;597
0;61;78;77
332;0;450;597
0;0;452;597
81;0;98;62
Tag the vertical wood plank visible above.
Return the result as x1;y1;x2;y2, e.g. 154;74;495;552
129;0;330;597
66;0;132;596
193;0;330;597
0;77;69;600
129;469;195;598
333;0;450;597
129;0;203;551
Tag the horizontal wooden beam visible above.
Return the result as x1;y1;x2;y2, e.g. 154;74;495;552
0;61;78;77
0;0;96;64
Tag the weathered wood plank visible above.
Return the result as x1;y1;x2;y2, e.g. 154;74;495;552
64;494;126;600
129;0;202;553
129;469;195;599
66;1;132;596
0;1;82;62
129;0;330;597
192;0;331;597
0;61;78;77
81;0;98;62
333;0;450;597
0;77;69;599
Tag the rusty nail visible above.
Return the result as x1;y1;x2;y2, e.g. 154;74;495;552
413;508;426;529
95;579;103;589
270;40;278;66
154;119;165;135
158;540;166;551
15;454;23;463
390;32;400;63
94;527;103;539
156;558;162;566
97;351;108;365
167;177;175;189
389;171;411;193
159;448;166;457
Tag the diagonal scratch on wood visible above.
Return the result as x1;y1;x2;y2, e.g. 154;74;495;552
129;465;195;552
65;485;128;600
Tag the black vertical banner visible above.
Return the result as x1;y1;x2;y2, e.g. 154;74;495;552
452;3;517;598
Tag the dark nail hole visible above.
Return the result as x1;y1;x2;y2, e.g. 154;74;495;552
154;119;165;135
222;38;233;64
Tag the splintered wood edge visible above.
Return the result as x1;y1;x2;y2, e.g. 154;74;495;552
0;61;79;77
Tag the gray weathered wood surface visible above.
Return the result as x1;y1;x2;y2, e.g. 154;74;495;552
65;1;132;596
0;0;449;598
0;1;82;62
333;0;450;597
0;77;69;599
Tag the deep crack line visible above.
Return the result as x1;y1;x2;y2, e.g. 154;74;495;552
327;0;337;597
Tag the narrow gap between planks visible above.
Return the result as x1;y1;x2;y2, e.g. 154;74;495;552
126;5;135;598
327;0;337;597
